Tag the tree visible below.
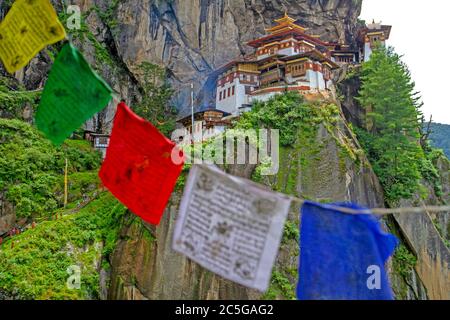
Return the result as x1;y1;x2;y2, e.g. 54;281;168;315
134;62;176;137
356;45;425;202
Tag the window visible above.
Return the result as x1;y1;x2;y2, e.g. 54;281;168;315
219;91;222;101
232;86;235;95
228;87;231;97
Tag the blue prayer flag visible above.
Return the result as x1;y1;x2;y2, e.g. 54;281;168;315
297;201;399;300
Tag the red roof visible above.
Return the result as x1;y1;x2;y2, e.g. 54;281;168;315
211;54;258;77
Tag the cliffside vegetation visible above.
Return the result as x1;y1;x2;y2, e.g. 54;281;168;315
0;192;126;299
0;118;126;299
427;123;450;159
354;46;444;203
134;62;177;137
237;92;363;194
0;76;41;119
0;119;102;219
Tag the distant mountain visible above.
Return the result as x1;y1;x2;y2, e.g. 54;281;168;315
427;123;450;158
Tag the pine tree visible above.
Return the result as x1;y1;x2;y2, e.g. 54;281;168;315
356;45;425;202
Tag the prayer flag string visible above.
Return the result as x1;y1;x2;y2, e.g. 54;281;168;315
290;197;450;216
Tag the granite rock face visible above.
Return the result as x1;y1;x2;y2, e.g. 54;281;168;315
107;110;428;300
110;0;363;111
1;0;363;125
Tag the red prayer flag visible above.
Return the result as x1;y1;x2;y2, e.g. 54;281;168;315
99;102;184;225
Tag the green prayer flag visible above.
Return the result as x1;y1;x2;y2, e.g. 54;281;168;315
35;43;113;145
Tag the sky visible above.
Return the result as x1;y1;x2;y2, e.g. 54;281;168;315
360;0;450;125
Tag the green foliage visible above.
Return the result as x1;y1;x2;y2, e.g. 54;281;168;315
58;5;116;69
62;140;103;172
57;7;91;43
0;77;41;118
86;32;116;68
426;123;450;159
134;62;177;137
0;192;126;300
236;92;342;147
94;0;122;36
419;149;444;198
261;270;296;300
282;221;299;244
55;171;100;204
237;92;315;146
355;46;429;203
236;92;356;196
73;193;127;258
0;119;102;218
175;163;192;191
344;65;359;80
392;245;417;279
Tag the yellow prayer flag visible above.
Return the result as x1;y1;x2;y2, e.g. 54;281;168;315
0;0;66;73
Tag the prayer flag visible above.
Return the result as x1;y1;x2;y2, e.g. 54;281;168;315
35;43;113;145
0;0;66;73
297;201;399;300
172;165;292;292
99;102;184;225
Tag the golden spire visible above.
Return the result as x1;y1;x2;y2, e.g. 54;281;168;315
274;12;296;24
266;12;308;34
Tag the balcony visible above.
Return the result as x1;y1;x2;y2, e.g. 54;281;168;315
260;69;282;85
291;69;306;77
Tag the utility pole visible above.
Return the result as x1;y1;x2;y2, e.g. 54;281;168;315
64;158;68;208
191;83;195;143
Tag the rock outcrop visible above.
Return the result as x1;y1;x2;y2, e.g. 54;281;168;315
107;105;433;300
109;0;363;112
1;0;363;126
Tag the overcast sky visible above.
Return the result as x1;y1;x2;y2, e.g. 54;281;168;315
360;0;450;124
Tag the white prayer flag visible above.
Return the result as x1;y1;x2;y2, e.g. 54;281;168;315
172;165;292;292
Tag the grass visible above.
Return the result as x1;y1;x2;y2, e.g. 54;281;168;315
0;192;126;300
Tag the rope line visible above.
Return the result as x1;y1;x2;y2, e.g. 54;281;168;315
291;197;450;216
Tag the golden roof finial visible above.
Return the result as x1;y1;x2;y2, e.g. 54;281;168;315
268;13;308;33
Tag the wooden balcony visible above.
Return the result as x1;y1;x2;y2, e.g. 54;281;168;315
290;69;306;77
260;69;282;85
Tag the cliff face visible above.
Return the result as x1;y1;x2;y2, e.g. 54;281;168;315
0;0;363;128
108;0;362;110
107;101;440;300
108;109;389;300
